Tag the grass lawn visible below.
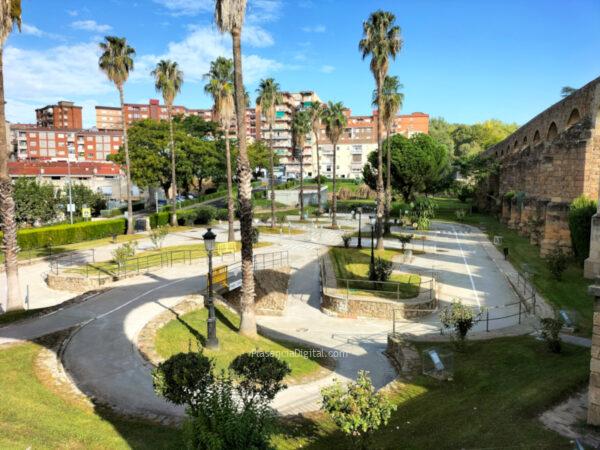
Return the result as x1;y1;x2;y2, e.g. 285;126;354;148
329;247;421;299
272;336;590;449
433;197;594;335
154;305;332;385
253;198;288;209
256;225;304;235
67;241;272;277
0;339;180;449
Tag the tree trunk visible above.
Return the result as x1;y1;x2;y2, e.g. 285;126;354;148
0;49;22;312
385;128;392;231
269;122;275;228
315;131;322;213
299;143;304;219
224;129;235;241
118;85;134;235
331;141;337;229
375;74;385;250
168;106;177;227
232;28;256;337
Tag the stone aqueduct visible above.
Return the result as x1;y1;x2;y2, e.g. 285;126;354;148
478;76;600;277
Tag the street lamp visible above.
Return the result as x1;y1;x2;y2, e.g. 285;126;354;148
369;215;376;279
203;227;219;349
357;207;363;248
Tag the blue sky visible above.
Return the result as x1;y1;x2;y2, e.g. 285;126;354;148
5;0;600;127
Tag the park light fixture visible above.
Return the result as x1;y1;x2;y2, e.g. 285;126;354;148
202;227;219;349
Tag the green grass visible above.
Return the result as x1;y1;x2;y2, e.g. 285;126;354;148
256;225;304;235
67;241;272;277
0;339;180;449
329;247;421;299
253;198;288;209
272;336;590;449
433;197;594;335
154;305;332;384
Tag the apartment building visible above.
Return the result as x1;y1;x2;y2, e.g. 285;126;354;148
35;101;83;129
11;124;123;162
95;99;261;140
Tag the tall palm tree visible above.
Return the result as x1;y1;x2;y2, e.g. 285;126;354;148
373;75;403;230
256;78;282;228
359;10;402;249
307;101;325;213
215;0;256;337
0;0;21;312
321;101;347;229
291;109;312;218
204;57;236;241
99;36;136;235
151;60;183;227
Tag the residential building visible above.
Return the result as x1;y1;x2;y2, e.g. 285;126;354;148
35;101;83;129
10;124;123;162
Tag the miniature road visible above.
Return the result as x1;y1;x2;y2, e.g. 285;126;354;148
0;219;535;419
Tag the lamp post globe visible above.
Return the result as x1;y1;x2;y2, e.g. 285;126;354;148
203;227;219;349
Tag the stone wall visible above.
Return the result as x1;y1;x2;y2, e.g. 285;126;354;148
479;76;600;263
223;267;290;316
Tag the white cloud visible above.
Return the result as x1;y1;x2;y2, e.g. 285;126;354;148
71;20;112;33
247;0;281;23
21;23;63;40
153;0;213;16
243;25;274;47
67;9;79;17
302;24;326;33
133;26;281;85
320;65;335;74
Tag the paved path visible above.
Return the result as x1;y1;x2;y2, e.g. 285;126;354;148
0;218;538;418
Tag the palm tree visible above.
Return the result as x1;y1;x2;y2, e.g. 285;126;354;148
215;0;256;337
0;0;21;312
321;101;347;229
151;60;183;227
99;36;136;235
373;75;403;230
307;101;325;213
204;57;236;241
256;78;282;228
359;10;402;249
291;109;312;218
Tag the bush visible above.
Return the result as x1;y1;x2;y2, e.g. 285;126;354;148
546;247;568;280
321;370;396;449
398;233;413;250
9;218;127;250
440;299;475;349
568;195;597;265
149;211;170;229
194;206;217;225
540;317;563;353
177;209;198;226
368;257;392;282
111;241;137;267
100;208;122;218
149;226;169;249
342;234;352;248
312;175;328;184
455;209;467;221
230;352;291;406
216;208;229;221
457;184;475;203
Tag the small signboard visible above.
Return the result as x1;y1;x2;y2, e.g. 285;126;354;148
229;279;242;290
213;265;228;290
67;203;76;213
427;349;445;371
559;310;573;327
82;207;91;219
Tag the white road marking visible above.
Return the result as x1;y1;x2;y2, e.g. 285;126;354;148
452;227;481;309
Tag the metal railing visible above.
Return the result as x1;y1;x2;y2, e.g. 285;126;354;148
336;276;433;303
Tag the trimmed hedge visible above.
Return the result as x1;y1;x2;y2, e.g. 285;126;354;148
568;195;597;265
150;211;170;229
177;206;217;226
11;218;127;250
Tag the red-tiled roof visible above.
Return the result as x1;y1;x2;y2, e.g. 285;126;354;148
8;160;122;177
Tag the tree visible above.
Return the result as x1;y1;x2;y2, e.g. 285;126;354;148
321;371;396;450
428;117;455;157
359;10;402;250
373;75;403;231
0;0;22;312
248;140;277;179
204;56;236;241
215;0;257;337
561;86;577;98
59;184;106;217
307;100;325;212
363;133;450;202
440;299;474;350
256;78;283;228
151;60;183;227
322;101;347;228
99;36;135;235
13;178;59;225
291;108;312;218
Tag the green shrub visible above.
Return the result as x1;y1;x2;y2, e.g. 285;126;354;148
440;299;475;349
546;247;568;280
230;352;291;406
216;208;229;221
149;226;169;250
177;209;197;226
568;195;597;265
540;317;563;353
100;208;122;218
368;257;392;282
10;218;127;250
194;206;217;225
457;184;475;203
342;235;352;248
149;211;170;229
111;241;138;267
398;233;413;250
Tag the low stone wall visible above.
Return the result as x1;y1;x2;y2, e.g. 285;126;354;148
386;333;421;374
223;267;290;316
319;252;437;320
46;272;113;292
